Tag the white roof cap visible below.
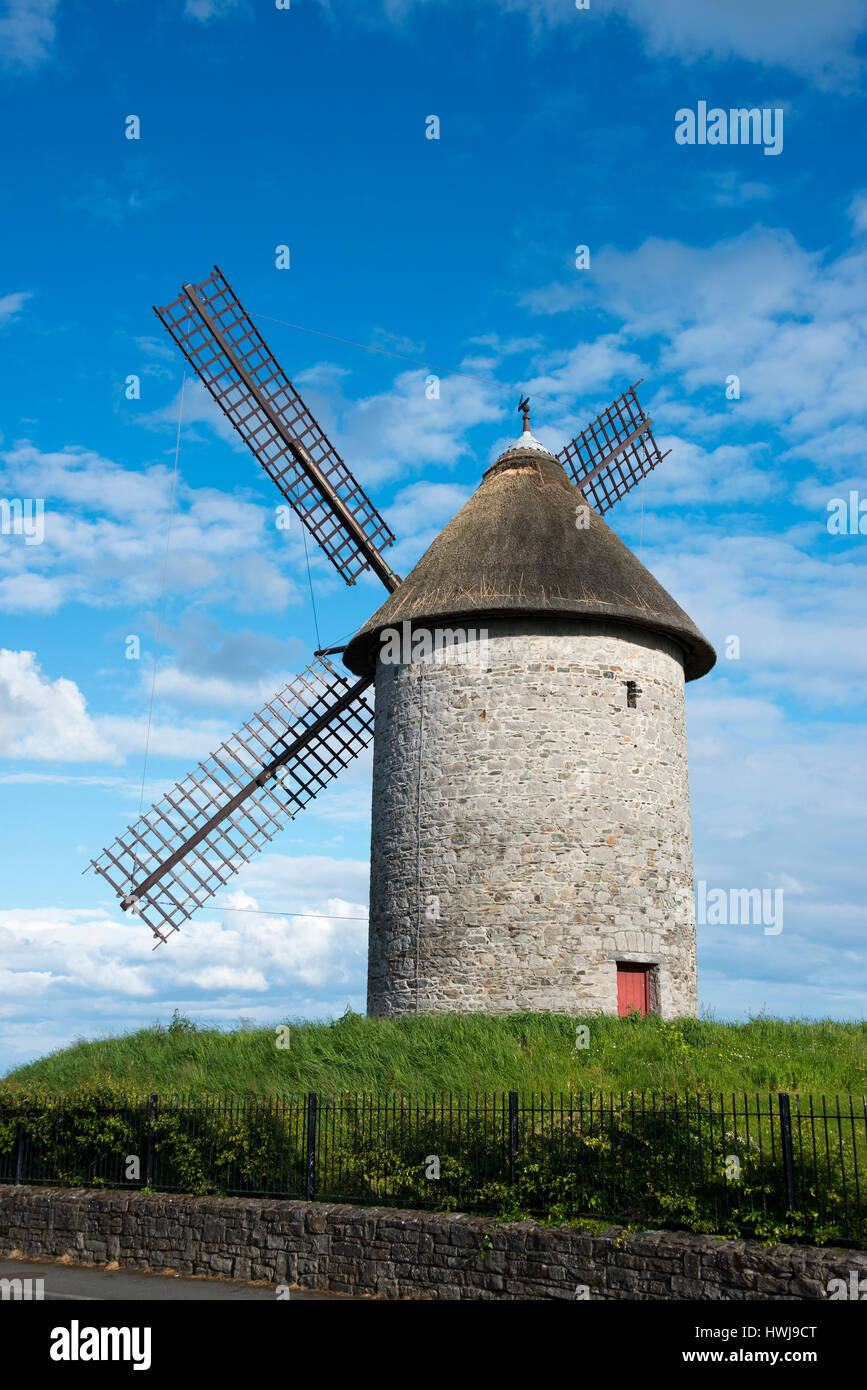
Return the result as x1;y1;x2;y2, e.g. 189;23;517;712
493;429;559;463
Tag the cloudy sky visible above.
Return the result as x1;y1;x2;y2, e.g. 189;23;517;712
1;0;865;1072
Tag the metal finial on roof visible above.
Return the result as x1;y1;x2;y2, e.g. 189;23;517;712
489;400;559;468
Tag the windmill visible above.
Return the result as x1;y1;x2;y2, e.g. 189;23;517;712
91;267;713;1019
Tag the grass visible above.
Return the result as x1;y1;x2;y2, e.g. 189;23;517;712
3;1010;866;1098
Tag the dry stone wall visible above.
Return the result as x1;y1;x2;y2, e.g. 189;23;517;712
368;617;698;1017
1;1189;862;1301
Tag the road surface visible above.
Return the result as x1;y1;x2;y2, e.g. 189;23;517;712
0;1256;352;1301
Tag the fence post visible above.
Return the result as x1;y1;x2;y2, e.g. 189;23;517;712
14;1121;26;1185
145;1094;158;1188
778;1092;796;1219
305;1093;317;1202
508;1091;519;1186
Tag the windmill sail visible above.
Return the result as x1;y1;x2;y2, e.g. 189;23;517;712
155;266;400;591
90;658;374;945
557;381;670;515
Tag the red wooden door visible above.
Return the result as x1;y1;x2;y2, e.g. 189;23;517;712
617;963;649;1016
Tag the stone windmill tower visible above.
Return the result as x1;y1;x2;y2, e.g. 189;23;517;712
344;406;715;1020
91;268;714;1023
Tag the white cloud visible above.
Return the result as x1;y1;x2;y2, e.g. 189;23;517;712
0;648;243;765
94;711;234;762
384;481;472;546
508;336;649;452
523;335;645;404
0;967;53;997
214;900;367;991
0;772;134;787
70;179;149;225
643;531;867;707
849;190;867;236
138;665;299;711
295;363;503;486
523;225;867;472
0;443;301;615
637;436;778;507
526;229;817;334
184;0;243;19
341;0;865;85
134;335;177;364
369;325;426;358
230;853;369;906
0;640;370;785
0;572;65;613
466;333;544;359
612;0;865;88
139;378;244;450
0;649;114;762
118;617;308;719
2;442;172;518
0;0;56;70
189;964;268;991
693;170;775;208
0;290;31;325
0;855;371;1072
687;695;867;1018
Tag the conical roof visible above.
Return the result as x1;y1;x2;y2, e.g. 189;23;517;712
344;432;715;681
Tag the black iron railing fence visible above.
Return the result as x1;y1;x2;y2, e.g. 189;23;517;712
0;1091;864;1245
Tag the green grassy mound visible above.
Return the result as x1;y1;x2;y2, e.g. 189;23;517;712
3;1010;865;1097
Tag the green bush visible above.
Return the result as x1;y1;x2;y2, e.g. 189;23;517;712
1;1085;862;1248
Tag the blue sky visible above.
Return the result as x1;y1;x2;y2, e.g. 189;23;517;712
1;0;866;1072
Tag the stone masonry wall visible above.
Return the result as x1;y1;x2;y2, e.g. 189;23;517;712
1;1188;863;1300
368;617;697;1017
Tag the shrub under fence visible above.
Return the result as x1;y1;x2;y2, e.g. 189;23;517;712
0;1090;864;1247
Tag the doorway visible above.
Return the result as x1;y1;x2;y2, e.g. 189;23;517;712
617;962;651;1016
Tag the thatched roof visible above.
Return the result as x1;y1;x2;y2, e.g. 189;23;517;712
344;441;715;681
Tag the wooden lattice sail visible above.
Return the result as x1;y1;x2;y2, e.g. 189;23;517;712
91;659;373;944
155;267;400;590
557;381;670;514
